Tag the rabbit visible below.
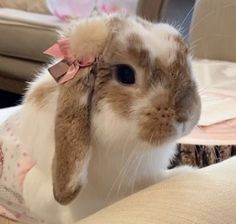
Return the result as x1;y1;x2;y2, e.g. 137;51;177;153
16;14;201;223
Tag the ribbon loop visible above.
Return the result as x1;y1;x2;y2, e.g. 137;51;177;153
44;38;95;84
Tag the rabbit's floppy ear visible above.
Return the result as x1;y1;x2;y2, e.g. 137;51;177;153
52;18;109;205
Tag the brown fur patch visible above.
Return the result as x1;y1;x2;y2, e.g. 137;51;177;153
53;68;94;204
166;36;199;124
126;33;152;69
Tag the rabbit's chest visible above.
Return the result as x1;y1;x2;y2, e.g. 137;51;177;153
71;142;177;219
85;150;169;200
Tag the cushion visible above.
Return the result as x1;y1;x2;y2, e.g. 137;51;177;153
0;75;26;94
0;0;49;14
0;8;59;63
78;156;236;224
190;0;236;62
0;55;42;81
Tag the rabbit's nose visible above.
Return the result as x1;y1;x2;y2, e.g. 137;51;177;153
154;105;175;119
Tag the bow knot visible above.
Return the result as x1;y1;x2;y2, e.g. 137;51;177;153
44;38;95;84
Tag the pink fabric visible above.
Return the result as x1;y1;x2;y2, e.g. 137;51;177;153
0;110;39;224
0;112;35;193
100;3;120;14
46;0;124;21
0;205;17;221
180;118;236;145
47;0;95;20
16;154;36;191
44;38;95;84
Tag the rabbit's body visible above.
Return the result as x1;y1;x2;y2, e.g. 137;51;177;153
0;14;201;224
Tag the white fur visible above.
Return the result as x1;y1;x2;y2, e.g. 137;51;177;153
21;72;58;174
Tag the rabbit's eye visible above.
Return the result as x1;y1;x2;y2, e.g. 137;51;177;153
115;64;135;85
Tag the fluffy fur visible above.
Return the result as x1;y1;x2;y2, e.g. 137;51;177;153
19;14;201;223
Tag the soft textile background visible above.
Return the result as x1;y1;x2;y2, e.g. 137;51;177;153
0;0;49;14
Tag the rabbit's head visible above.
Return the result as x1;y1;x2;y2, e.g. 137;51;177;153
28;15;201;205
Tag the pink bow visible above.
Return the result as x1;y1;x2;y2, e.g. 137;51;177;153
44;38;95;84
